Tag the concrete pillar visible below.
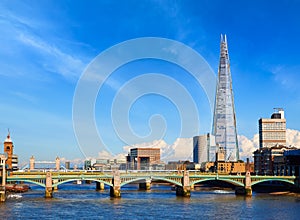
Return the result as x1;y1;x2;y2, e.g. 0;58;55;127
139;179;151;190
55;156;60;171
1;155;6;187
110;170;121;198
235;171;252;196
53;179;58;191
29;156;35;171
96;182;105;191
0;186;5;202
176;170;191;197
0;155;7;202
244;171;252;196
45;172;53;198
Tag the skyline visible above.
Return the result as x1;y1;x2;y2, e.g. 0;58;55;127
1;1;300;164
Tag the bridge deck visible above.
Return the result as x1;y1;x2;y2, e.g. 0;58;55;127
7;171;296;188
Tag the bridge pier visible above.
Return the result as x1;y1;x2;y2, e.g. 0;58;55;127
53;179;58;191
176;170;191;197
139;179;151;190
235;171;252;196
244;171;252;196
110;170;121;198
45;172;53;198
96;182;105;191
0;154;7;202
0;186;5;202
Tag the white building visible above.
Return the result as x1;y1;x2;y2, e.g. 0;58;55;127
259;108;286;149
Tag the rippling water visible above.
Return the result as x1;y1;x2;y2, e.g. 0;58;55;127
1;183;300;219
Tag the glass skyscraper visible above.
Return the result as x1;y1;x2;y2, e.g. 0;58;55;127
212;35;239;161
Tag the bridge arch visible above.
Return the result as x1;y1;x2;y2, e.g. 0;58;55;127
149;177;182;187
6;179;45;188
191;178;244;187
53;179;113;187
120;177;149;187
217;178;244;187
120;177;182;187
251;178;295;187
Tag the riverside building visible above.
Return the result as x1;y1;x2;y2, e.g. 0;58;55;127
126;148;161;170
193;134;216;163
259;108;286;148
212;35;239;162
254;108;289;175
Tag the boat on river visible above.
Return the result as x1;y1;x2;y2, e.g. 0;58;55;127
5;184;29;193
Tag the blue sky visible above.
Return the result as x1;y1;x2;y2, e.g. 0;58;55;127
1;0;300;164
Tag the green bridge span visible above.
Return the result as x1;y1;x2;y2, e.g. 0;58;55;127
4;170;299;199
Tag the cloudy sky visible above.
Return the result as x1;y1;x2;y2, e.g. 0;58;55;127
1;0;300;164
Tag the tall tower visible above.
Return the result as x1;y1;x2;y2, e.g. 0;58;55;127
259;108;286;148
212;35;239;161
193;135;209;164
3;132;14;170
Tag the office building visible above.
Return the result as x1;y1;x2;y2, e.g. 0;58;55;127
126;148;160;170
259;108;286;149
212;35;239;161
193;133;216;163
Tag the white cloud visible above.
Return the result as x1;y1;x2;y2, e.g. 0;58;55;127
18;33;86;81
97;150;114;159
238;134;259;161
89;129;300;163
88;138;193;163
0;5;88;82
121;138;192;162
238;129;300;161
11;91;38;103
286;129;300;147
267;64;300;90
166;138;193;161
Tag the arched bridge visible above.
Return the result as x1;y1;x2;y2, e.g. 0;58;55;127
6;170;298;198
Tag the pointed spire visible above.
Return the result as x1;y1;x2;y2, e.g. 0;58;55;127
213;35;239;161
220;34;227;43
219;33;229;60
4;129;12;143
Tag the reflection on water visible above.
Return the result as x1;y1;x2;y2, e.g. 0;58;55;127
1;183;300;219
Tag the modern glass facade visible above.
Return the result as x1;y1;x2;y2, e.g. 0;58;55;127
193;134;216;163
212;35;239;162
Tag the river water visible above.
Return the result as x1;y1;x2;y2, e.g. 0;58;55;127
0;183;300;219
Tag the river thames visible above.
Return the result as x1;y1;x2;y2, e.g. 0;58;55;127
0;183;300;219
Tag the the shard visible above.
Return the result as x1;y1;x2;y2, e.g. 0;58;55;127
212;34;239;161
